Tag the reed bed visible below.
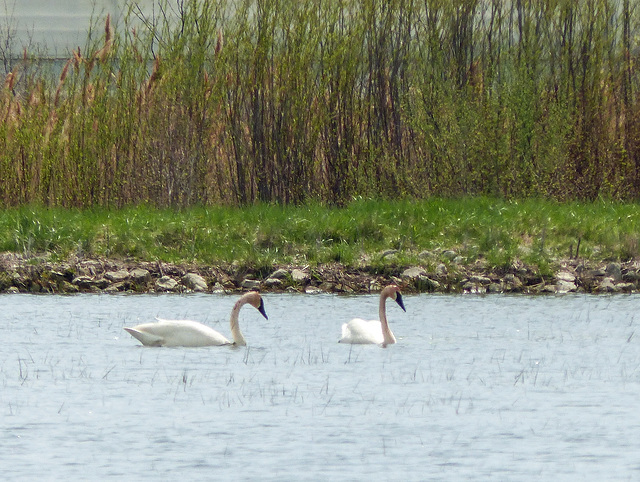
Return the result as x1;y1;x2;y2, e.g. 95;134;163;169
1;0;640;207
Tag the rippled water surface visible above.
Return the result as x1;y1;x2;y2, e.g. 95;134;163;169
2;292;640;480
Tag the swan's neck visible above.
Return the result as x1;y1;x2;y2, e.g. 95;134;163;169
379;293;396;347
230;299;247;346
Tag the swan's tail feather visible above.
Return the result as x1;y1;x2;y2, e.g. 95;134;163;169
124;327;164;347
339;322;351;342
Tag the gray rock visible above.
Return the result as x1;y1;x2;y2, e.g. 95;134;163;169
305;285;323;294
616;282;635;292
463;281;486;293
72;275;93;287
182;273;208;292
264;278;283;288
62;281;79;293
93;279;111;289
503;273;522;285
487;282;503;293
503;275;524;292
622;270;640;282
156;276;178;291
104;282;127;293
211;282;226;293
597;277;616;292
469;275;491;285
605;263;622;281
556;279;577;293
415;275;440;291
241;279;261;290
589;268;607;277
269;269;289;280
72;275;110;289
50;270;68;282
291;269;309;283
401;267;427;279
556;271;575;283
381;249;398;258
442;250;457;260
130;268;151;283
105;269;130;282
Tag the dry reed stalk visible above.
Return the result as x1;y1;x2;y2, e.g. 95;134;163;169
4;72;14;91
83;83;96;107
96;15;114;63
203;71;213;100
11;100;21;120
4;66;18;92
44;110;58;143
215;30;224;56
146;56;162;95
73;47;83;72
27;88;39;107
59;59;70;84
54;59;72;107
3;70;18;123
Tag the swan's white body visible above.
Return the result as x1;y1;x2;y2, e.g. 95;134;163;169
339;285;405;348
123;291;267;347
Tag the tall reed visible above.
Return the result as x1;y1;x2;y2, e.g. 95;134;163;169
1;0;639;207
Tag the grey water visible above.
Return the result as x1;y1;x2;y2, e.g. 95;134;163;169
1;292;640;480
2;1;155;58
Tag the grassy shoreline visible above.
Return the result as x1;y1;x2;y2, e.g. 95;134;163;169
1;198;639;294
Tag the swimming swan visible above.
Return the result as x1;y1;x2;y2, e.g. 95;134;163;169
123;291;268;347
338;285;405;348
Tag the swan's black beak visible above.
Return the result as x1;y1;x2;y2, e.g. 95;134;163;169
258;299;268;320
395;292;406;312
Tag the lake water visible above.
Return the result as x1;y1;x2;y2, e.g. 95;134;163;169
1;292;639;480
2;1;155;58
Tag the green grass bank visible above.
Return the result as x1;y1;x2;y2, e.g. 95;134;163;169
1;199;639;294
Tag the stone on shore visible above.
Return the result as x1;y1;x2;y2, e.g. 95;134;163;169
555;271;577;293
1;251;640;294
264;277;284;288
156;276;178;291
105;269;130;283
597;277;616;292
269;268;289;280
503;274;523;292
605;263;622;281
182;273;208;292
291;269;309;283
211;282;226;293
401;267;426;278
130;268;151;283
241;278;261;290
72;275;110;290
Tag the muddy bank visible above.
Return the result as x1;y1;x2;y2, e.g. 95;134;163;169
1;252;639;295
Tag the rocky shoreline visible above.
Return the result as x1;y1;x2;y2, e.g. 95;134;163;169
1;251;639;295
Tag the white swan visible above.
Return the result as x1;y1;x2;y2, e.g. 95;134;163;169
123;291;267;347
338;285;406;348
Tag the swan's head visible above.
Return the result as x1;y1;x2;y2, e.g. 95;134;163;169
245;291;268;320
385;285;406;312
